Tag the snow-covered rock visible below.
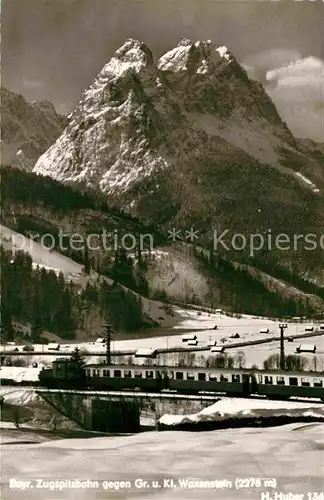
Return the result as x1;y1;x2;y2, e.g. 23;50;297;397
159;398;324;428
0;87;67;170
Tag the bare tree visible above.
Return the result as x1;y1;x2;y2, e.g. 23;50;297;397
13;407;20;428
234;351;246;369
176;352;195;367
263;353;308;372
195;355;206;367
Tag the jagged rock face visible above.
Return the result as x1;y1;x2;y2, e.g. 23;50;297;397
0;87;67;170
32;38;324;278
33;38;323;193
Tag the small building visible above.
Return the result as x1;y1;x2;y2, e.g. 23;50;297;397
48;343;60;351
210;346;225;354
187;339;198;346
22;344;34;352
260;328;270;334
295;344;317;354
304;326;314;332
230;333;240;339
207;339;217;347
182;333;197;342
95;338;105;344
320;325;324;331
215;309;223;314
134;348;157;358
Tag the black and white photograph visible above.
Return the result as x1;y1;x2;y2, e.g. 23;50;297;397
1;0;324;498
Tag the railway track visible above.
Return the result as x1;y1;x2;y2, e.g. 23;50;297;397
1;385;323;404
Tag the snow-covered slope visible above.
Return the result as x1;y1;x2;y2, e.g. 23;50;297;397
0;224;83;280
0;87;67;170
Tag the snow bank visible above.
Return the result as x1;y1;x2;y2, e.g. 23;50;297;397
0;366;41;382
159;398;324;427
2;422;324;499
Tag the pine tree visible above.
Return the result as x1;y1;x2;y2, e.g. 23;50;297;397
0;303;15;342
70;347;86;370
83;243;91;274
31;290;43;342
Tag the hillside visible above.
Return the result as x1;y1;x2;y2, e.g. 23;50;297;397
0;87;67;170
1;168;323;340
32;38;324;282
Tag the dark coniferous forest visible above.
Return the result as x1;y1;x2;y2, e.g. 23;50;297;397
0;246;148;342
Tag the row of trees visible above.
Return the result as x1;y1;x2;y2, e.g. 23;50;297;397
1;166;143;224
118;351;320;372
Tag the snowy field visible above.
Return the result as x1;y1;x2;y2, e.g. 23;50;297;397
0;366;43;383
2;309;323;373
1;421;324;499
3;307;322;357
229;333;324;369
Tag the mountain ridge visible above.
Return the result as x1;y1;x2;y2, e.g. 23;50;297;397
0;87;68;170
32;38;323;193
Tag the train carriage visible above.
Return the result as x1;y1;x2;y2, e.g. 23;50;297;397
39;360;324;401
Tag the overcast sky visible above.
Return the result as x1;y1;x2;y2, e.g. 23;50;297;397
2;0;323;116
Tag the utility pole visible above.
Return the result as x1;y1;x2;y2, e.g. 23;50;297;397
279;323;288;370
104;322;112;365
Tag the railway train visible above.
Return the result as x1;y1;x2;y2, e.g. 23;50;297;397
38;359;324;401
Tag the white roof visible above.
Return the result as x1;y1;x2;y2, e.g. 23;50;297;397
134;348;157;357
297;344;316;351
210;346;225;352
182;333;197;341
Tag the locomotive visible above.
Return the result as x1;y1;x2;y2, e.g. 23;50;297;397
38;359;324;401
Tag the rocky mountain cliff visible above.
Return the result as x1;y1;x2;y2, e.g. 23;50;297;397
0;87;68;170
32;39;324;280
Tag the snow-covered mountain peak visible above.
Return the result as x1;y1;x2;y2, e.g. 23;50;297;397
177;37;193;47
32;38;323;204
31;100;57;114
73;39;156;119
157;39;233;75
115;38;153;63
100;38;153;81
